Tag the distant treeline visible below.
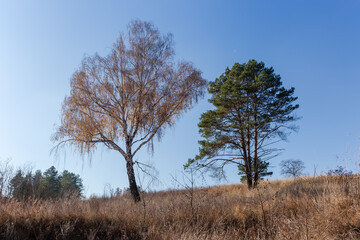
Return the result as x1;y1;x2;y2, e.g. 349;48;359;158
0;163;83;200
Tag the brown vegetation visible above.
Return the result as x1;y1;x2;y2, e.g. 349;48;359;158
53;20;207;202
1;175;360;239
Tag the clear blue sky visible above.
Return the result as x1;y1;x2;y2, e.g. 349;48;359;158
1;0;359;196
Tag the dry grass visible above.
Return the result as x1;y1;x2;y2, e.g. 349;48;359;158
1;175;360;239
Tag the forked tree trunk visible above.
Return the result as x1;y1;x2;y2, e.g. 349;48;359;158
245;157;253;189
246;173;253;189
125;156;141;203
241;141;253;189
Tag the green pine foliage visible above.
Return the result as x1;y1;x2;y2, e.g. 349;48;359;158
238;159;273;183
186;59;299;188
9;166;83;200
40;166;62;199
60;170;84;198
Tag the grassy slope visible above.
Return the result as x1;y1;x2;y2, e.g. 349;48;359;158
1;175;360;239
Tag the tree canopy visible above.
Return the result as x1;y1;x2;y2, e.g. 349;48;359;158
9;166;83;200
185;60;299;188
53;20;207;202
280;159;305;178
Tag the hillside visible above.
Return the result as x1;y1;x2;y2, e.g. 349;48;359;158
0;175;359;239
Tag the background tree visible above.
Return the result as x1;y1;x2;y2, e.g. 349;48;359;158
0;160;13;197
10;170;29;200
32;170;42;198
39;166;61;199
9;169;38;200
280;159;305;178
9;166;83;200
60;170;83;198
185;60;299;188
53;20;207;202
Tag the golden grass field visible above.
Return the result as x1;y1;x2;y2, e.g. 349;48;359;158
1;175;360;239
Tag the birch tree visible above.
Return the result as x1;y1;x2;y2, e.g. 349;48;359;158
53;20;207;202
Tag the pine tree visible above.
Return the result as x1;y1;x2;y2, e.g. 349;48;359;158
60;170;83;198
185;60;299;188
40;166;61;199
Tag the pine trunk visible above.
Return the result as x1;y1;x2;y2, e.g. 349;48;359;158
253;98;259;187
246;172;253;189
245;156;253;189
246;100;253;189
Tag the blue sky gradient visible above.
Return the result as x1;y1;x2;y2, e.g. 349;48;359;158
0;0;359;196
